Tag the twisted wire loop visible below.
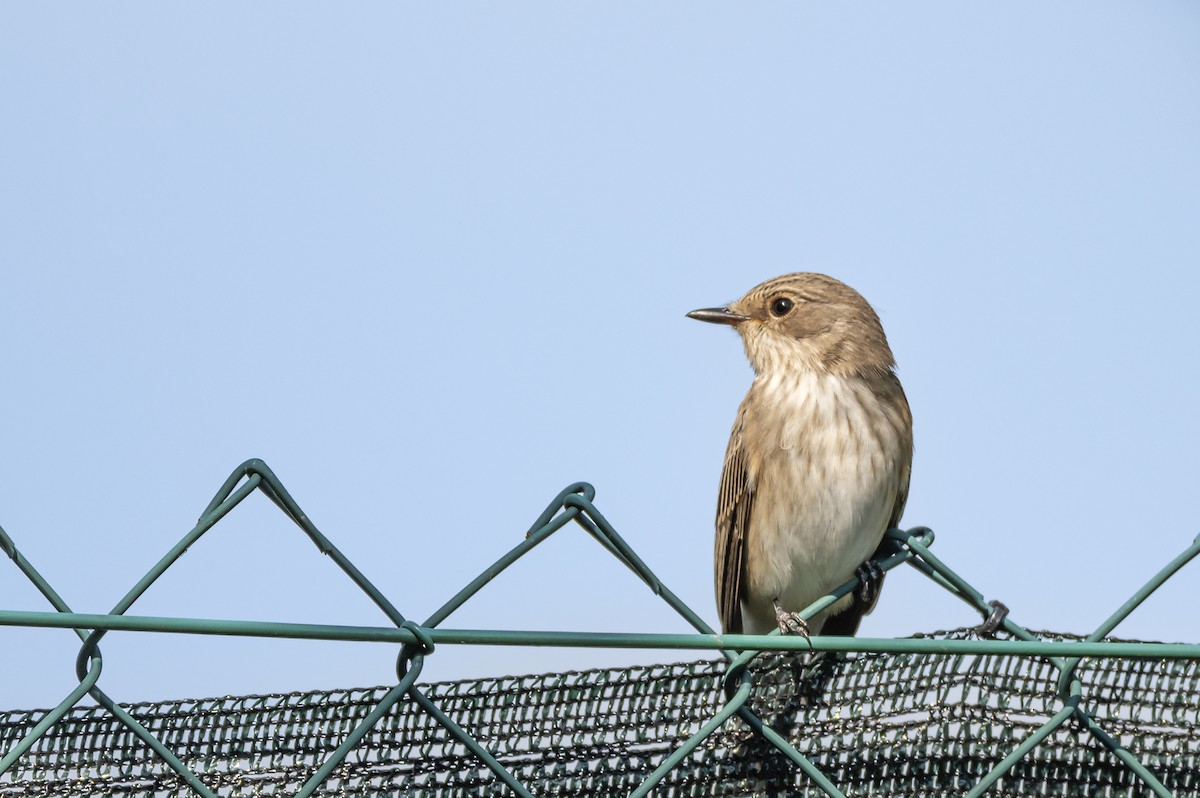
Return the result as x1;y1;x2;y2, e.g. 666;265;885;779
1;460;1198;797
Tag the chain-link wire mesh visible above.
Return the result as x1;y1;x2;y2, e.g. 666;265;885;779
2;460;1198;797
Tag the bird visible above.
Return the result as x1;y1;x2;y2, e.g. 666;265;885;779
687;273;912;638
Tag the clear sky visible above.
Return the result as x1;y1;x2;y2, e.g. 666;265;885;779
2;4;1198;711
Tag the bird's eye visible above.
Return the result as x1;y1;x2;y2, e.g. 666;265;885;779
770;297;794;317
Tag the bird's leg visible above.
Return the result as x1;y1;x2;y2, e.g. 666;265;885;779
773;598;810;638
855;559;885;607
974;599;1010;637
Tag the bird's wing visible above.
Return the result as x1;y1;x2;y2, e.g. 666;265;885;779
864;378;914;616
714;423;754;635
855;458;911;617
885;460;911;532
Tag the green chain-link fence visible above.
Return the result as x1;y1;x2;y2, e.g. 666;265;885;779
2;460;1198;796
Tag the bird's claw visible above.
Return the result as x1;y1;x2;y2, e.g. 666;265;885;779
773;600;810;638
856;559;884;607
974;599;1010;637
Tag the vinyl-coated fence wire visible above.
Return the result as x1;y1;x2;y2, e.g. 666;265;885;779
1;459;1198;797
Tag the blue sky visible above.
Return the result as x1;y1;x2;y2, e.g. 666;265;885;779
2;4;1198;710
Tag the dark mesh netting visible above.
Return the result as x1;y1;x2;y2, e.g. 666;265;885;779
1;629;1197;797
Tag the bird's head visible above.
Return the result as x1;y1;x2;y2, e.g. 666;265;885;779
687;272;895;378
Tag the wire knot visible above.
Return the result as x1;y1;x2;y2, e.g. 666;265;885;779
400;620;435;656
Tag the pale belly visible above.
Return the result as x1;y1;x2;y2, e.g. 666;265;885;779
737;385;903;635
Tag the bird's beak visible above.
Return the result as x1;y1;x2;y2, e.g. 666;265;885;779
686;307;749;326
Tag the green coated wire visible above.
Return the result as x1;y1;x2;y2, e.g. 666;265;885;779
3;609;1200;657
915;532;1200;798
1057;533;1200;694
294;662;423;798
963;696;1082;798
627;677;756;798
3;462;1199;798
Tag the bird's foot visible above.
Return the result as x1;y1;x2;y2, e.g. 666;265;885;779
855;559;885;607
974;599;1010;637
773;599;810;638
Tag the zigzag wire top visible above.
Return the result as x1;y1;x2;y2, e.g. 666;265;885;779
1;459;1198;797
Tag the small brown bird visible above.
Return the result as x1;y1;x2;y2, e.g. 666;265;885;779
688;273;912;637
